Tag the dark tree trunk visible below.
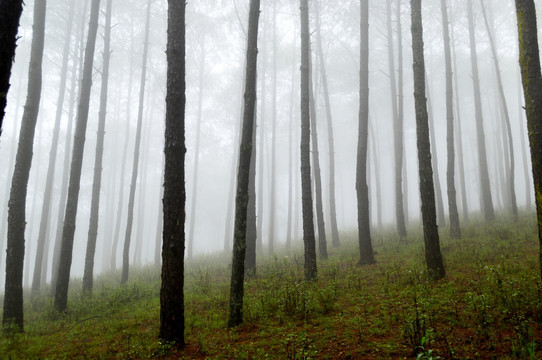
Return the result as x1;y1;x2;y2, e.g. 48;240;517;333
309;58;328;260
467;0;494;221
3;0;46;331
440;0;461;238
357;0;375;266
245;107;257;275
314;0;340;248
51;0;88;294
121;0;151;285
515;0;542;280
0;0;24;138
411;0;445;280
517;70;532;210
82;0;113;295
300;0;317;281
480;0;518;220
32;0;76;297
228;0;260;328
386;0;407;239
54;0;101;312
160;0;186;344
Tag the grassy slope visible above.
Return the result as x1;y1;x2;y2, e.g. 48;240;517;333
1;213;542;359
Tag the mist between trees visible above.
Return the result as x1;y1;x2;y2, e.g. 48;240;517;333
0;0;541;340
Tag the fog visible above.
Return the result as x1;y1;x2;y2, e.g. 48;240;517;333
0;0;538;292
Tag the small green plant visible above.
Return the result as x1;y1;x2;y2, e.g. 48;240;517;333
416;336;441;360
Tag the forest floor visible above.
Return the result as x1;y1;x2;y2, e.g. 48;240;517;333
1;213;542;359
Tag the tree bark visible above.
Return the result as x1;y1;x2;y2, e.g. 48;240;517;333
440;0;461;238
386;0;407;239
480;0;518;220
467;0;495;221
82;0;113;294
228;0;260;328
357;0;375;266
515;0;542;280
3;0;46;331
121;0;151;285
411;0;445;280
160;0;186;344
54;0;101;312
0;0;24;138
300;0;317;281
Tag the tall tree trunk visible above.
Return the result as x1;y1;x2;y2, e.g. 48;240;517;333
154;166;164;267
286;30;296;250
309;57;328;260
3;0;46;331
314;0;340;248
515;0;542;280
0;0;24;137
245;107;257;275
357;0;375;266
467;0;495;221
111;16;135;271
256;24;267;254
160;0;186;344
300;0;318;281
411;0;445;280
228;0;260;328
450;17;469;222
386;0;407;239
54;0;101;312
82;0;113;294
121;0;151;285
517;70;532;210
440;0;461;238
480;0;518;220
51;0;88;294
267;0;277;255
187;35;206;259
32;0;76;297
397;0;409;227
369;120;382;229
426;78;446;227
0;70;23;273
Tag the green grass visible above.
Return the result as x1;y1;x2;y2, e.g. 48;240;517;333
1;213;542;359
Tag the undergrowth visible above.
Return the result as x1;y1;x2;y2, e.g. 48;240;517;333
1;213;541;359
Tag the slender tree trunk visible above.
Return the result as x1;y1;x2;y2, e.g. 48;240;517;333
480;0;517;219
121;0;151;285
82;0;113;294
160;0;186;344
267;1;277;255
3;0;46;331
314;0;340;248
411;0;445;280
397;0;409;227
31;0;76;297
0;70;23;273
308;58;328;260
54;0;101;312
51;0;88;295
515;0;542;280
386;0;407;239
517;70;532;210
154;159;164;267
300;0;318;281
111;17;135;271
286;31;296;250
426;78;446;227
245;107;257;275
450;18;469;222
369;120;382;229
0;0;24;137
228;0;260;328
440;0;461;238
187;36;206;260
256;24;267;254
467;0;495;221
